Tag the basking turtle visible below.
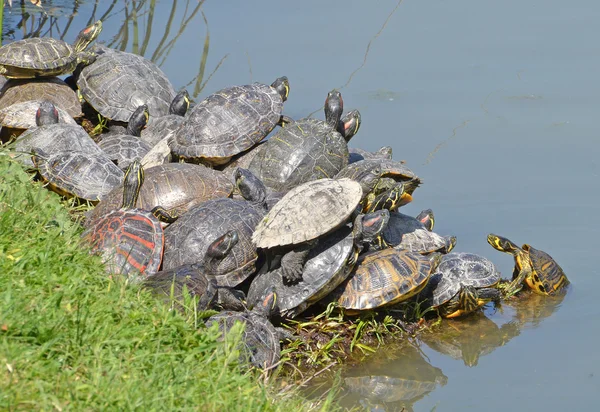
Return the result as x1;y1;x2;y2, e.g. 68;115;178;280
487;234;569;296
206;286;286;369
162;171;267;286
248;90;357;192
364;183;414;213
86;162;233;227
33;148;123;202
379;211;456;254
415;208;435;231
329;248;441;311
247;210;390;318
77;45;176;122
82;160;164;279
0;77;82;118
348;146;393;164
97;105;151;170
143;231;245;311
425;252;501;318
140;90;190;146
0;20;102;78
0;99;77;135
170;77;290;165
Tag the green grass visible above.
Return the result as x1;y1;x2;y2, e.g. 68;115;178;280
0;152;334;411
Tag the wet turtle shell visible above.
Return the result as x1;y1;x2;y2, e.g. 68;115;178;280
86;163;233;227
252;178;363;249
0;100;77;130
330;248;439;311
383;212;456;254
77;46;176;122
0;21;102;78
170;77;288;165
0;77;82;118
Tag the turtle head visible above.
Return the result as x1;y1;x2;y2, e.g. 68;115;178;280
251;284;278;319
122;160;144;209
458;285;481;315
324;90;344;129
206;230;239;260
339;109;361;142
126;104;149;136
353;209;390;247
428;252;443;272
271;76;290;102
170;90;190;116
487;234;520;254
36;100;59;126
376;146;393;159
367;183;412;213
235;168;267;208
415;209;435;231
73;20;103;52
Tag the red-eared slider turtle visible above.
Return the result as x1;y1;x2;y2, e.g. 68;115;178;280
206;286;286;369
247;210;390;318
97;105;151;170
77;45;176;122
415;208;435;231
143;231;245;312
348;145;393;164
140;90;190;146
0;77;82;118
162;172;267;286
82;160;164;279
170;77;289;166
487;234;569;296
426;252;501;318
12;101;102;168
0;20;102;78
329;248;441;311
0;99;77;134
33;148;123;202
380;211;456;254
248;90;358;192
86;162;233;227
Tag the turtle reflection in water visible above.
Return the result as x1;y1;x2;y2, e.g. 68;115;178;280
421;313;521;367
341;343;447;411
503;289;567;330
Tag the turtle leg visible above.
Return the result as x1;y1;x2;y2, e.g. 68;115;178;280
278;115;294;126
503;265;530;297
280;240;317;284
216;287;246;311
197;280;218;311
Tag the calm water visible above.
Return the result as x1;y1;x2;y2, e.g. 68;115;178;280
5;0;600;410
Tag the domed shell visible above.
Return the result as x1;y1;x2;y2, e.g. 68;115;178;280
97;134;152;170
430;252;501;307
0;37;75;74
252;178;362;249
0;100;76;129
385;212;456;254
523;244;569;294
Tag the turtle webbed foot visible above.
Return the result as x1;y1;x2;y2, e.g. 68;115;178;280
280;240;317;284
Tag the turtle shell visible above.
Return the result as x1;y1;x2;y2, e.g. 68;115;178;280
162;198;262;287
170;82;284;164
430;252;501;307
35;150;124;202
523;244;569;295
0;100;76;129
97;134;152;170
330;248;435;310
0;37;77;77
384;212;456;254
143;263;216;308
140;114;184;146
13;123;102;168
252;178;362;249
0;77;82;118
348;146;393;164
86;163;233;226
77;46;176;122
82;208;164;279
248;118;349;192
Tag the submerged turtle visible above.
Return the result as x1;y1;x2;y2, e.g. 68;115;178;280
170;77;290;165
329;248;441;311
426;252;501;318
380;211;456;254
487;234;569;296
247;210;390;318
82;160;164;279
248;90;358;192
0;20;102;78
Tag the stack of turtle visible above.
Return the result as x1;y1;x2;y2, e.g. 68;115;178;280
0;23;571;371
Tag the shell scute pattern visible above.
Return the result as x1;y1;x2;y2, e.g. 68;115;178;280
0;38;74;71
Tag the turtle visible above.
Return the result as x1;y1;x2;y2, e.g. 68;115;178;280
12;101;103;168
169;77;290;166
487;233;569;296
248;90;358;192
348;145;393;164
0;77;82;118
77;45;176;122
82;160;164;279
425;252;501;318
140;90;190;147
206;286;287;369
161;171;268;286
415;208;435;231
364;183;414;213
247;210;390;318
0;99;77;135
85;162;233;227
33;148;124;202
378;211;456;254
143;230;246;312
0;20;102;78
97;105;151;170
328;248;442;311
